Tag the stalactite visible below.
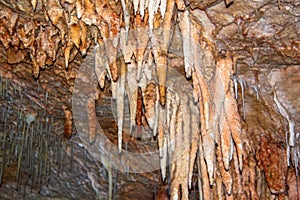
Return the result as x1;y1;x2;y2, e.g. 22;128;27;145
63;106;73;139
188;99;199;189
81;0;97;25
233;75;238;99
126;62;138;135
139;0;145;18
224;88;244;171
148;0;155;36
180;96;191;200
198;136;212;200
0;1;281;199
161;133;168;182
64;41;73;69
273;91;295;147
219;111;232;171
151;0;174;106
79;20;90;56
121;0;130;40
136;87;143;139
143;83;157;131
31;0;37;11
213;54;234;171
32;56;40;79
116;53;127;152
196;150;203;200
217;140;233;195
134;16;149;82
178;10;192;78
111;80;118;100
94;39;108;89
69;23;81;49
232;146;246;198
168;91;178;152
191;25;215;185
272;89;298;177
198;73;215;185
157;104;166;181
170;102;182;200
76;0;84;19
95;0;120;82
216;172;224;200
133;0;139;14
191;72;200;103
45;0;64;26
160;0;167;18
238;78;245;120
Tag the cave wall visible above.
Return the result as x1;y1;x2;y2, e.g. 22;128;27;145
0;0;299;199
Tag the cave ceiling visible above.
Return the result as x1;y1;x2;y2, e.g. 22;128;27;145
0;0;300;199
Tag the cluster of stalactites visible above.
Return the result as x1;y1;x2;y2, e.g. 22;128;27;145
0;0;121;78
93;0;248;199
268;73;299;176
0;0;250;199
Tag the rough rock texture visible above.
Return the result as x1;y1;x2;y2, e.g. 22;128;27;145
0;0;299;199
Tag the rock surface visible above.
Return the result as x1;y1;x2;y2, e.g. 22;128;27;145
0;0;299;199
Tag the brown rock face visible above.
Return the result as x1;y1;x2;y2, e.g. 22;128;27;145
0;0;300;199
259;136;287;194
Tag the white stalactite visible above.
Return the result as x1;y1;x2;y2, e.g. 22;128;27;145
140;0;145;18
274;91;295;147
238;78;245;120
161;134;168;181
178;10;192;78
160;0;167;19
233;74;238;99
117;54;126;152
189;21;215;185
148;0;155;37
188;99;199;189
169;93;178;152
126;62;138;134
133;0;139;14
157;104;166;180
155;0;160;14
120;0;129;41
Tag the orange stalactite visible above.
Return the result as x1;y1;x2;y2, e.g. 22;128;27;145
63;106;73;139
224;88;244;171
216;141;233;195
46;0;64;25
143;83;157;131
69;23;81;49
135;86;143;139
81;0;97;25
198;137;212;200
